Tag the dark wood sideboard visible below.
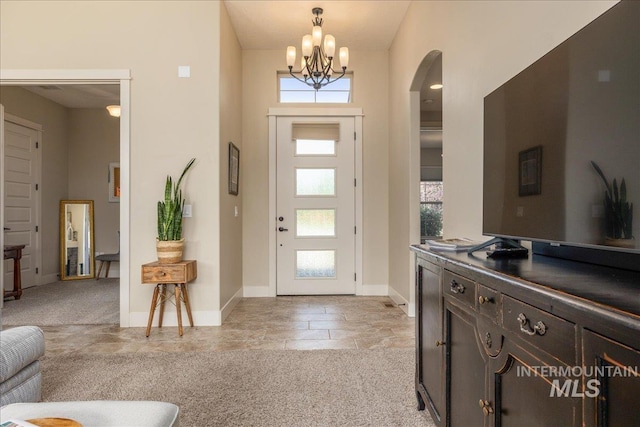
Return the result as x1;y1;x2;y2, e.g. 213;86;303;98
411;245;640;427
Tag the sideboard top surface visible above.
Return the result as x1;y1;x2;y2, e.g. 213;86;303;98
411;245;640;319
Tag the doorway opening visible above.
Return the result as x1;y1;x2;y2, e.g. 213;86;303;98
1;69;130;326
408;50;443;316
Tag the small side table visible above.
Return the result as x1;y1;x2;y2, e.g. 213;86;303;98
141;260;197;337
3;244;26;300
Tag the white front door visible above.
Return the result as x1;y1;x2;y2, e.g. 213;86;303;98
276;116;355;295
3;119;40;290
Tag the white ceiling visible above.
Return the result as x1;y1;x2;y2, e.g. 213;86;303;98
22;84;120;109
223;1;411;50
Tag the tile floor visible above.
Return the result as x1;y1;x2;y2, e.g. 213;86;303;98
41;296;415;356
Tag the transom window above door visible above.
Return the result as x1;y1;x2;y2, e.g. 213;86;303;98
279;74;352;103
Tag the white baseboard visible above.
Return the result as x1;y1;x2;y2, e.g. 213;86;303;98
388;286;414;317
243;285;273;297
129;310;222;327
359;283;388;296
39;273;59;285
221;287;243;322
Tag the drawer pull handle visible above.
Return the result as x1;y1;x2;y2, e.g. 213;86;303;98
517;313;547;336
484;332;492;349
435;340;446;347
479;399;494;416
450;280;465;294
478;295;493;304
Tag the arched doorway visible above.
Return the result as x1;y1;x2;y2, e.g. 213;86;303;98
408;50;443;315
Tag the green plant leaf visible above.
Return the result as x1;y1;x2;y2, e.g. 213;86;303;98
157;158;196;241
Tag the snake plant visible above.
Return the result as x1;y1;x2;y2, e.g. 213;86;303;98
591;161;633;239
157;158;195;241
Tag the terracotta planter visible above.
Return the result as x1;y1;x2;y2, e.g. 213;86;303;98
604;237;635;249
156;238;185;264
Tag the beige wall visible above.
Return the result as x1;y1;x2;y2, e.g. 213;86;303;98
0;86;69;281
388;0;618;302
68;109;120;257
1;1;223;322
219;1;243;310
241;49;390;292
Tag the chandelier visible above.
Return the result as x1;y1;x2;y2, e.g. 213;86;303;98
286;7;349;91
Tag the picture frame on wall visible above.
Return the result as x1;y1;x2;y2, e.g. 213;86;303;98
109;162;121;203
228;142;240;196
518;146;542;196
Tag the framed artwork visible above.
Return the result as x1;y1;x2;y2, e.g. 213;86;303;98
228;142;240;195
519;146;542;196
109;162;121;203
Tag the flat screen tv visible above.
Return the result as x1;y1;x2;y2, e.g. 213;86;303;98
482;0;640;270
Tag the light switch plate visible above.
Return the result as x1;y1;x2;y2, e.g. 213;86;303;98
178;66;191;78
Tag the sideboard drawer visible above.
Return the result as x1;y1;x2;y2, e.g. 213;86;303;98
141;260;197;284
443;270;476;308
502;295;576;365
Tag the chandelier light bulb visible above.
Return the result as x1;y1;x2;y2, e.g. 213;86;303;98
302;34;313;57
286;46;297;68
339;47;349;69
312;25;323;47
324;35;336;58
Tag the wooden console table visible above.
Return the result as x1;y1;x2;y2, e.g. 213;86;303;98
3;244;26;300
141;260;197;337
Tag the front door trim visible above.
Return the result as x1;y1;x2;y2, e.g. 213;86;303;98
267;107;363;297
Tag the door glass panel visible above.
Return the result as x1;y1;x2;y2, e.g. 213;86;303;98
296;209;336;237
295;139;335;156
296;168;336;196
296;250;336;278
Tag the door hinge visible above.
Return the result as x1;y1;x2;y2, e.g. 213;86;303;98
354;273;357;281
35;183;39;191
36;267;39;274
35;225;39;232
354;226;357;234
354;178;356;187
354;132;356;140
36;141;39;149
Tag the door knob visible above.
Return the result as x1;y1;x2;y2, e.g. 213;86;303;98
3;227;10;231
278;227;289;232
278;216;284;222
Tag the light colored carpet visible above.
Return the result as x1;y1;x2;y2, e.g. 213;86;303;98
1;278;118;326
41;348;435;427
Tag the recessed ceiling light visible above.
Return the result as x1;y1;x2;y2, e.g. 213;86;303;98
430;84;443;90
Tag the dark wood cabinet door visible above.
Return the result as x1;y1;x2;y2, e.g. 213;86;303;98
492;343;578;427
583;330;640;427
446;302;487;427
416;259;444;423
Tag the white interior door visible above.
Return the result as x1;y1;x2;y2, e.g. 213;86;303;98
276;116;355;295
3;119;40;290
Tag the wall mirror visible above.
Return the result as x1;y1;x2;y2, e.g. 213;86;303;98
60;200;95;280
